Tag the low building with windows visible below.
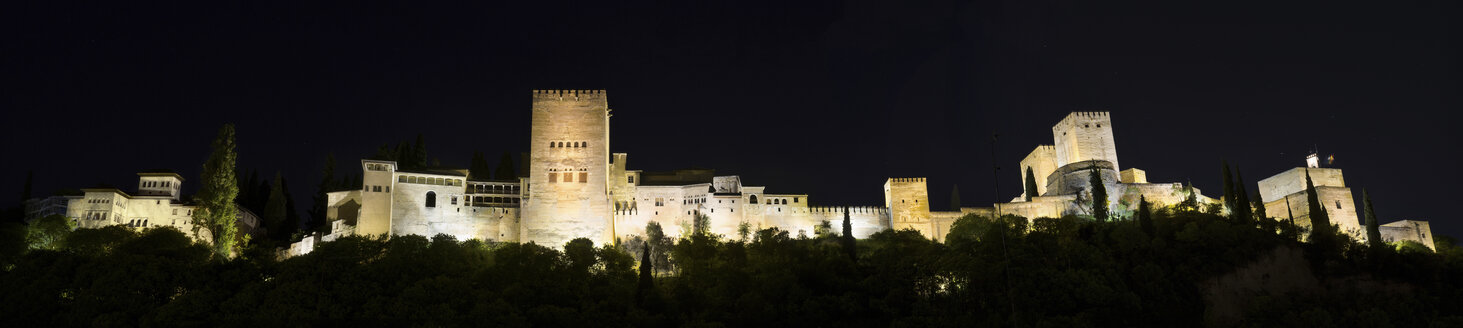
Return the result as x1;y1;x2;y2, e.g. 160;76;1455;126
41;171;262;243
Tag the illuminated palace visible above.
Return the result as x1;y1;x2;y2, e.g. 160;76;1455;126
290;90;1434;254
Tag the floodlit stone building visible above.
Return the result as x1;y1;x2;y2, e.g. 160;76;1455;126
316;90;892;251
301;91;1433;252
45;171;261;242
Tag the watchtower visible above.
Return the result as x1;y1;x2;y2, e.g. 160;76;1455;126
522;90;613;247
1052;112;1120;171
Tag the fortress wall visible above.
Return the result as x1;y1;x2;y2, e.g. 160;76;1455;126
1044;160;1120;196
1380;220;1435;250
1117;182;1189;208
997;195;1073;219
326;190;362;225
1052;112;1119;171
469;207;518;242
1020;145;1058;197
804;206;891;239
704;194;748;239
390;181;476;240
1261;186;1360;237
1257;168;1345;203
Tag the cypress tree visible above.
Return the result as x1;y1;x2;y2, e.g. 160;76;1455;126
949;185;963;211
1024;166;1039;201
1234;169;1253;225
308;154;336;233
1253;198;1268;221
1305;169;1333;245
636;245;654;304
264;172;288;241
1179;181;1199;213
193;124;240;258
1221;160;1235;218
280;176;300;240
394;142;411;169
469;152;492;180
413;134;428;169
374;144;394;161
1089;166;1108;222
21;171;33;203
1138;195;1154;236
495;152;517;180
842;207;856;261
1363;189;1383;249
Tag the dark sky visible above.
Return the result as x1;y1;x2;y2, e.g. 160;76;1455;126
4;1;1457;238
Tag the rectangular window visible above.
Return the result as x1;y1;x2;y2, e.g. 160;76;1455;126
564;173;574;183
374;186;382;192
399;176;407;182
549;173;558;183
628;176;635;183
386;186;390;192
451;196;458;205
579;172;588;183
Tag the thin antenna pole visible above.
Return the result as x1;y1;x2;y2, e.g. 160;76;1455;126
992;133;1018;327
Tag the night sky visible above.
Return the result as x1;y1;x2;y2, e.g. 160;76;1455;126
4;1;1457;238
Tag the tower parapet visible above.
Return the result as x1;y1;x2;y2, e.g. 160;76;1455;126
1052;111;1119;171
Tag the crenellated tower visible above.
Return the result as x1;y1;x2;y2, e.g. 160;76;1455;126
1052;112;1119;171
522;90;613;247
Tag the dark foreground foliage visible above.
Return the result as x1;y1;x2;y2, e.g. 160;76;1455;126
1;212;1461;327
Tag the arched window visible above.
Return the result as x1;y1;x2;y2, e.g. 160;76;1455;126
781;199;787;205
425;191;437;208
749;195;758;203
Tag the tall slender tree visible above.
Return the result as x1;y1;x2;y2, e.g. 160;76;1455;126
1304;169;1334;245
1234;170;1253;225
469;152;492;180
842;207;856;261
394;142;411;169
280;176;300;239
21;171;33;203
1089;166;1108;222
264;172;288;241
1363;189;1383;249
495;152;517;180
309;154;336;233
1221;160;1235;217
949;185;962;211
193;124;240;258
413;134;428;169
374;144;394;161
1024;166;1039;202
1137;195;1154;236
636;244;654;304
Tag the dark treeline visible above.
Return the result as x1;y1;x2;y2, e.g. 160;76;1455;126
1;208;1461;327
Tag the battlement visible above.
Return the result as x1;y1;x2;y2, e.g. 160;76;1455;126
809;206;889;214
887;177;926;183
1033;145;1055;152
1059;111;1111;120
532;89;607;101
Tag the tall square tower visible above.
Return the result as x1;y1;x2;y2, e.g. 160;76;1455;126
522;90;613;247
1052;112;1120;171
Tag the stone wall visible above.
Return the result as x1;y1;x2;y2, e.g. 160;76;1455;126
1020;145;1058;197
1379;220;1435;250
1261;186;1360;237
1257;167;1345;203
